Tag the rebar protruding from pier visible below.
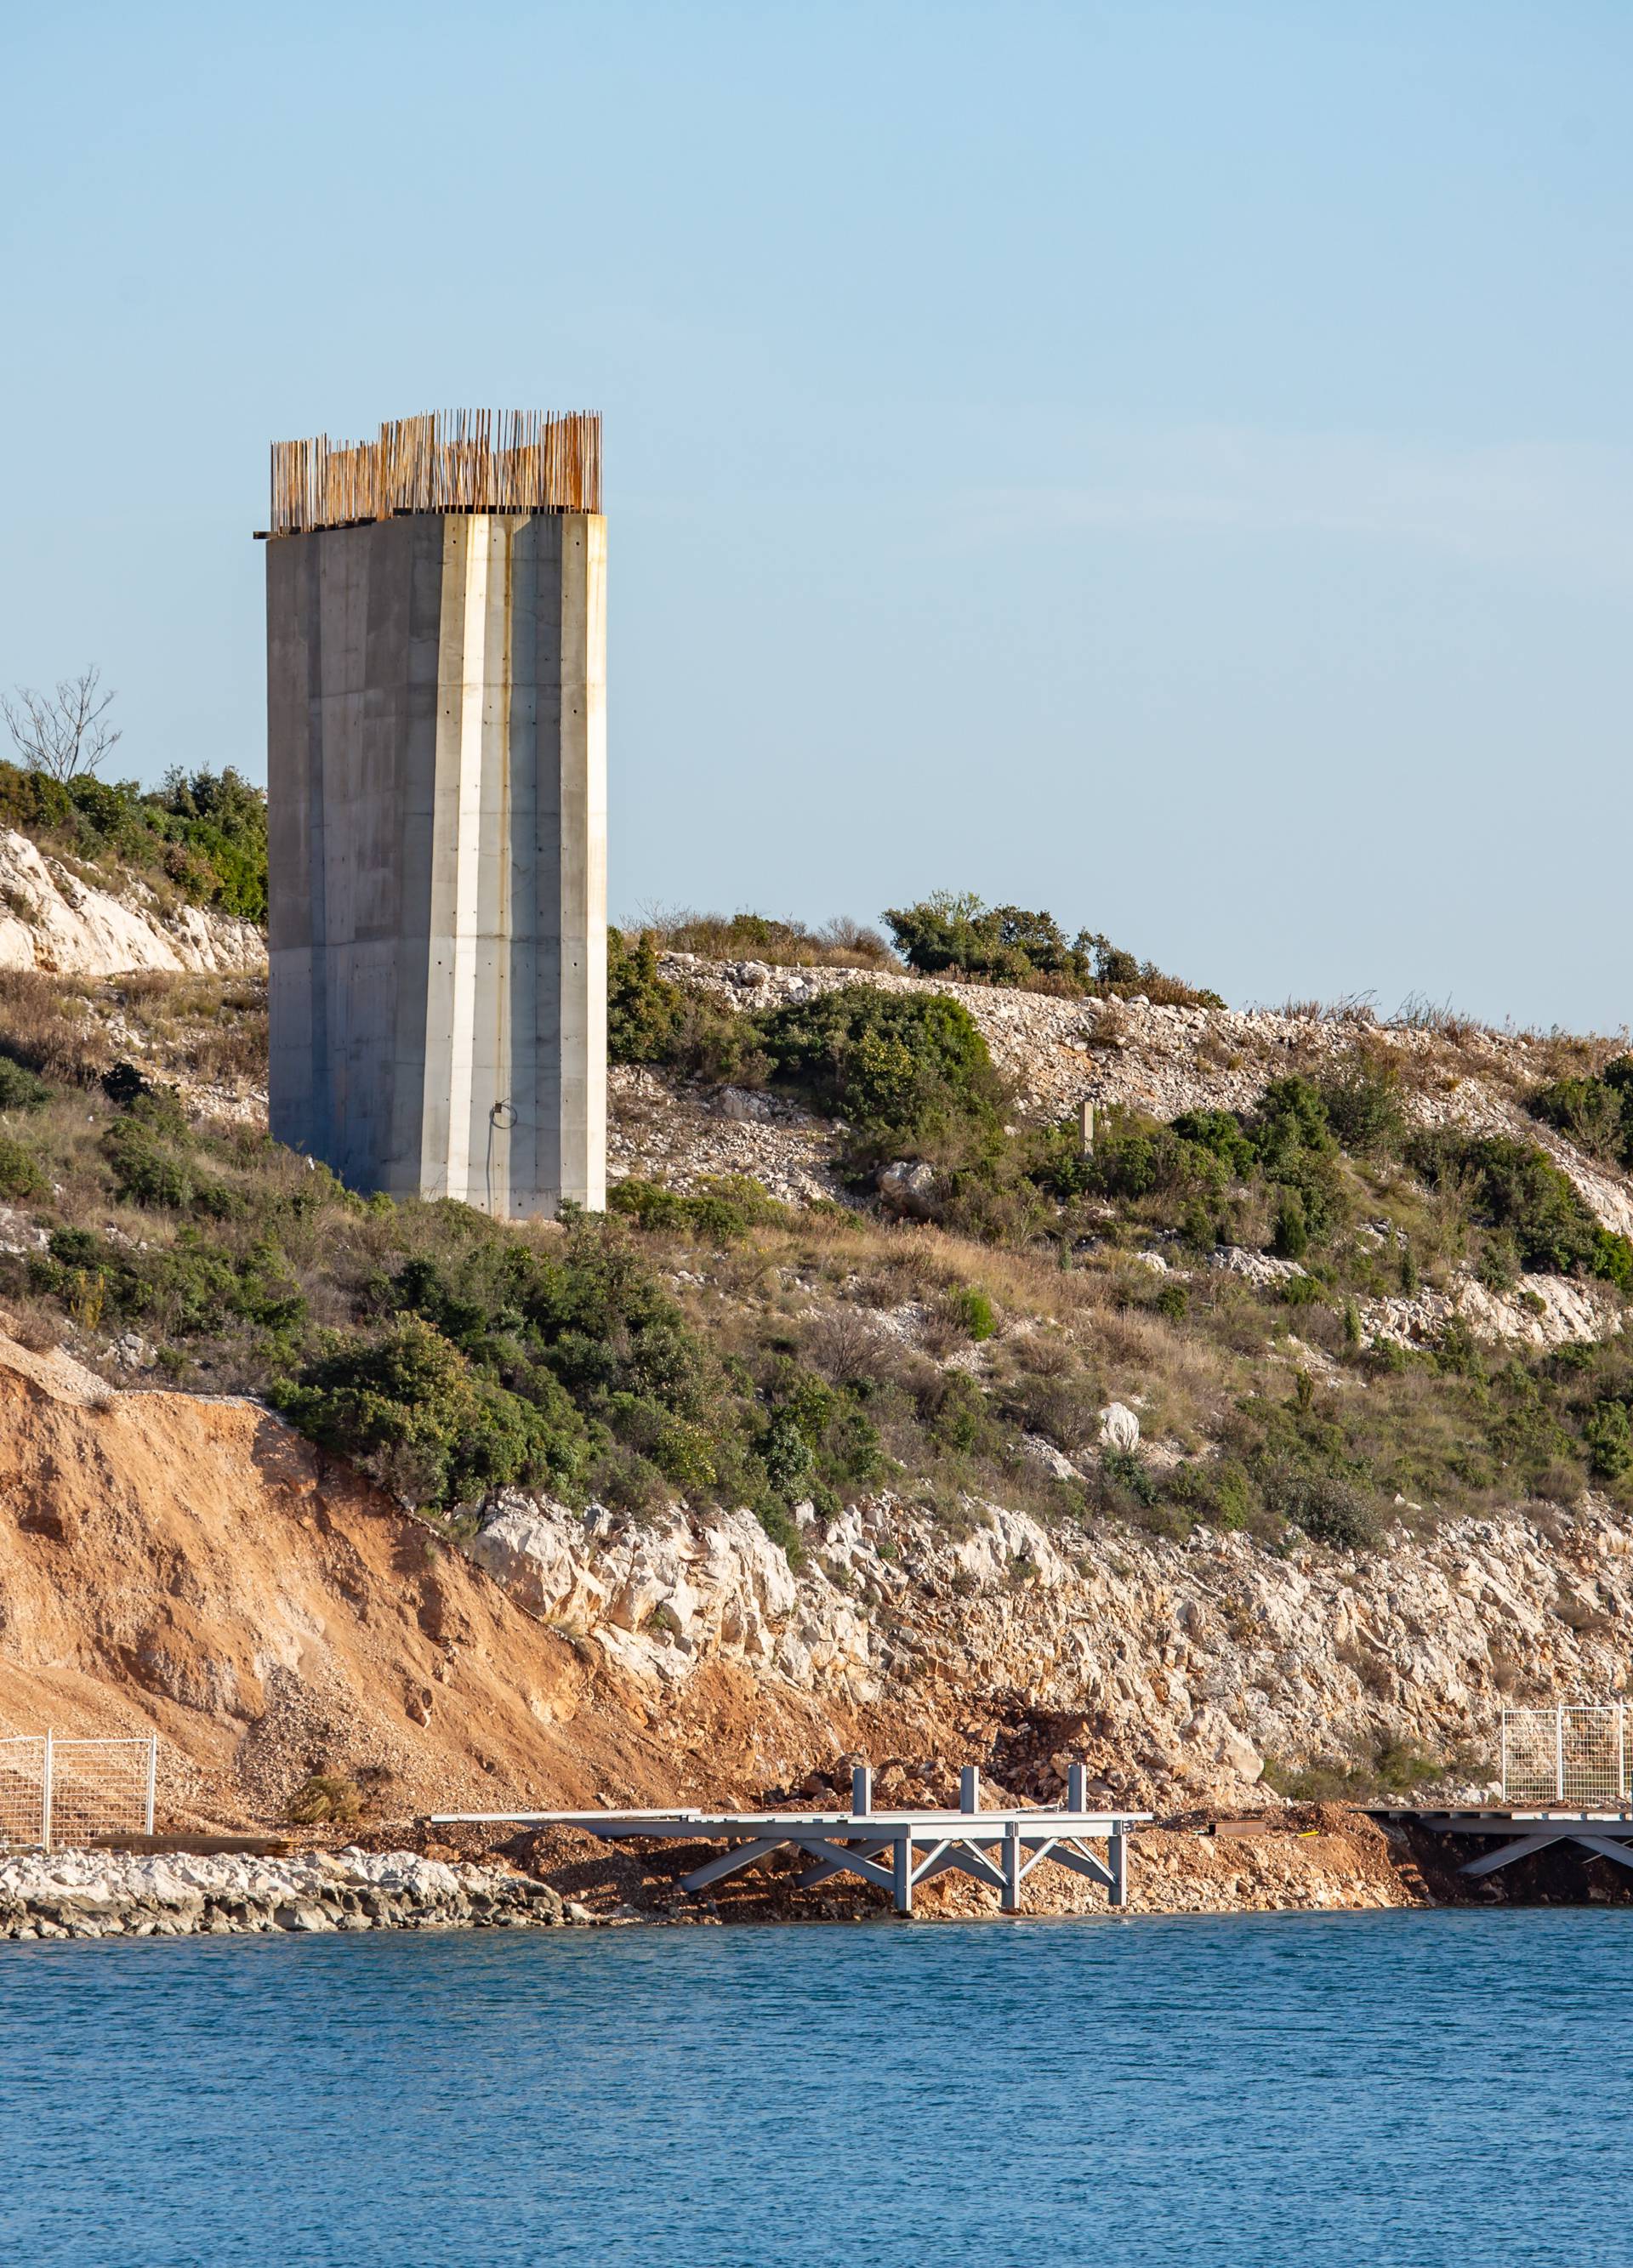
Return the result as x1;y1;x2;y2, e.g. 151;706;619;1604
265;408;602;537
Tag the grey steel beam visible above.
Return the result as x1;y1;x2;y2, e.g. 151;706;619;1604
1569;1833;1633;1873
679;1839;785;1891
1459;1833;1568;1878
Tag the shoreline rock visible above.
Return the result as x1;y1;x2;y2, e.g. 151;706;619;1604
0;1846;588;1943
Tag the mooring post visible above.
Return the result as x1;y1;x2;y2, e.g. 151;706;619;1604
1003;1821;1022;1913
1068;1762;1087;1811
1108;1820;1129;1908
852;1765;873;1817
960;1765;980;1815
1078;1099;1096;1157
893;1831;913;1915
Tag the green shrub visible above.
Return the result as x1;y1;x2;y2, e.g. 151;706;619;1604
642;909;891;969
1169;1108;1256;1178
1585;1399;1633;1481
953;1287;997;1340
760;985;1004;1157
1529;1074;1628;1163
751;1498;806;1562
1034;1110;1231;1207
1250;1077;1334;1171
1315;1061;1406;1157
606;928;765;1083
880;890;1222;1005
0;760;266;920
1100;1445;1159;1506
1279;1472;1381;1550
1475;1233;1519;1293
272;1314;590;1508
609;1173;782;1243
1272;1190;1309;1261
0;1055;49;1110
608;928;686;1065
1411;1132;1631;1284
100;1118;242;1218
0;1133;44;1200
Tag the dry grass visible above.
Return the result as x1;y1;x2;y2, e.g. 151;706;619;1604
633;907;894;969
111;974;268;1088
0;971;107;1087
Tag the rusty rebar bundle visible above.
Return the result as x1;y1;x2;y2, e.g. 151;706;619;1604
266;410;601;536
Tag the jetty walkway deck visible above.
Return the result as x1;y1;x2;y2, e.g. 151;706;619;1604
1370;1807;1633;1877
436;1766;1148;1915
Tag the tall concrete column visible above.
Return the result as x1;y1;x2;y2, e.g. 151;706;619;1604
265;509;606;1215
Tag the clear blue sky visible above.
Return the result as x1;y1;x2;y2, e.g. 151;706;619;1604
4;2;1630;1026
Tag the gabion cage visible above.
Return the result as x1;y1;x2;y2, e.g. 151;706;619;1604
1501;1707;1629;1807
0;1734;158;1851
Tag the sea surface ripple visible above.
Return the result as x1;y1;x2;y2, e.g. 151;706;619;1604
2;1907;1629;2266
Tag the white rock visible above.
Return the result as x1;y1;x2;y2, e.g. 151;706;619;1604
0;827;264;977
877;1160;942;1219
1099;1402;1141;1453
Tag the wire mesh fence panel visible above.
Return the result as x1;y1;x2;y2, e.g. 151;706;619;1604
1502;1707;1628;1805
0;1736;156;1850
0;1737;45;1850
48;1741;156;1845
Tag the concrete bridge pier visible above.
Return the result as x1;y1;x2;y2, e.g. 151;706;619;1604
265;507;606;1215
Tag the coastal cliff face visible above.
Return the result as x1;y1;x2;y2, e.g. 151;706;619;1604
2;1323;1628;1856
466;1485;1631;1811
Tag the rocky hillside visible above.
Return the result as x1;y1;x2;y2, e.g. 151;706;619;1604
7;894;1633;1909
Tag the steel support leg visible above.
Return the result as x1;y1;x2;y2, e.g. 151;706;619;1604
893;1831;913;1914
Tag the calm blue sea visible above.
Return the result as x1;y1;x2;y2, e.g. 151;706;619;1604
1;1909;1629;2267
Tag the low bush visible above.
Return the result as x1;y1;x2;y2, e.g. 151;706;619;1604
286;1773;361;1825
606;927;766;1083
272;1314;592;1507
0;1055;50;1111
1529;1072;1630;1164
1411;1132;1633;1285
0;1133;44;1200
881;890;1223;1006
760;984;1005;1161
1312;1060;1406;1157
1278;1472;1382;1551
609;1174;785;1242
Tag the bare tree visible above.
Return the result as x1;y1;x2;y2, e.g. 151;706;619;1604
2;666;122;782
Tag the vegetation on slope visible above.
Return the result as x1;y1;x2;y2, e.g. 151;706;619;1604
0;761;268;922
4;965;1633;1567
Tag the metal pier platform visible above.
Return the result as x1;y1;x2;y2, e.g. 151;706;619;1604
1370;1807;1633;1877
435;1765;1149;1915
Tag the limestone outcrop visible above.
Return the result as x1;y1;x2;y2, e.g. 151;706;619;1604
0;828;265;977
464;1482;1633;1812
